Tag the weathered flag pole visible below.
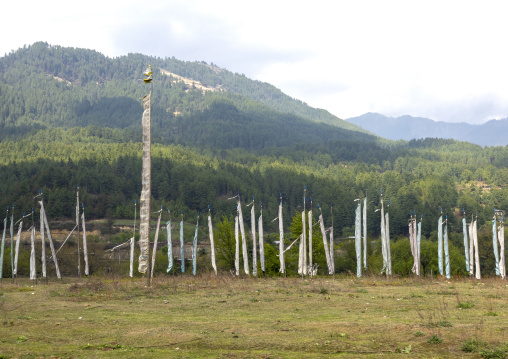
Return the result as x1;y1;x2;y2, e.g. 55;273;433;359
82;203;89;278
10;204;14;283
131;200;136;281
279;194;285;277
208;206;217;275
331;204;335;279
139;65;153;286
30;207;36;284
0;206;8;282
166;208;174;275
180;211;185;274
354;199;361;277
438;208;443;277
76;185;81;279
301;187;306;279
150;207;163;281
363;192;367;271
308;197;313;276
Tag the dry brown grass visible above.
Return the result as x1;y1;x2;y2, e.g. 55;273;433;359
0;275;507;358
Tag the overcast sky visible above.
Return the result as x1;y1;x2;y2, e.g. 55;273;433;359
3;0;508;124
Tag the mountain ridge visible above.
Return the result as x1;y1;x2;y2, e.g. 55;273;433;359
346;112;508;147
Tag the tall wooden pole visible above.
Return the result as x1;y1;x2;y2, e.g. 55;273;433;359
77;186;81;279
139;66;153;286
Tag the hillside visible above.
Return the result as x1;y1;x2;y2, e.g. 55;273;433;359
0;42;366;137
347;112;508;146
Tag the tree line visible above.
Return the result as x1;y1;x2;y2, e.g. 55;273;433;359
1;127;507;242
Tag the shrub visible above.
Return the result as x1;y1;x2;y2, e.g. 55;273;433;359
479;348;506;359
427;335;443;344
457;301;475;309
461;338;487;353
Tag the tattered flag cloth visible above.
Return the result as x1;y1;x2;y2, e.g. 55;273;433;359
13;220;22;276
443;220;450;279
138;93;151;274
110;237;132;264
55;223;78;256
385;210;391;275
355;202;361;277
462;215;469;272
251;203;257;276
414;219;419;275
10;212;13;278
235;215;240;276
129;237;135;277
0;215;6;278
492;218;500;276
30;226;36;280
167;220;173;273
208;214;216;274
468;220;474;277
258;209;265;273
299;207;307;276
55;191;80;258
498;220;505;279
463;217;469;272
40;204;46;278
329;225;334;274
130;204;136;278
469;215;480;279
39;201;61;279
473;217;480;279
380;199;387;274
192;216;199;276
298;210;305;275
298;229;305;275
238;200;249;275
438;216;443;276
308;210;313;275
150;211;162;279
180;219;185;273
278;200;285;275
417;219;422;275
284;235;301;254
76;190;81;276
409;219;417;275
363;197;367;270
82;211;89;276
319;211;333;275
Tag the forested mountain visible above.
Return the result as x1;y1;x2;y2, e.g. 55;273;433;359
1;43;508;277
347;112;508;147
0;42;364;135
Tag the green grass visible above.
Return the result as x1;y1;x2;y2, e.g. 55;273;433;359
0;275;507;358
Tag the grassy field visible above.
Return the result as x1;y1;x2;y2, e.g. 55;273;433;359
0;274;507;358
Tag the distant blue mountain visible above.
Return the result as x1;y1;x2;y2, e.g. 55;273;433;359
346;113;508;147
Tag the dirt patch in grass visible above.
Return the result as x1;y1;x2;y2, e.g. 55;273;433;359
68;280;108;294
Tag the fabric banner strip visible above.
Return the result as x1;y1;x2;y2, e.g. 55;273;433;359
150;211;162;279
82;211;89;276
208;215;216;274
138;93;151;274
167;220;173;273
